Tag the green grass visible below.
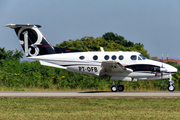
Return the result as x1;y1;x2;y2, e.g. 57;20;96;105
0;97;180;120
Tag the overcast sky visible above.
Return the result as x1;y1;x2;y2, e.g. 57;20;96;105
1;0;180;59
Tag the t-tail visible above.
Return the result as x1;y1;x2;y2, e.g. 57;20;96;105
6;24;83;57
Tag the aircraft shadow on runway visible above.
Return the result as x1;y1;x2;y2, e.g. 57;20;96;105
78;91;173;93
79;91;115;93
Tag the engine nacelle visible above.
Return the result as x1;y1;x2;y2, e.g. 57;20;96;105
111;76;137;82
156;67;167;72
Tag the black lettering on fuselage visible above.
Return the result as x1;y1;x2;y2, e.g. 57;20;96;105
87;67;91;72
79;67;85;71
94;67;98;72
79;67;98;72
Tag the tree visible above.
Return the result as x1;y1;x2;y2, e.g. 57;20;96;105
102;32;116;41
55;32;150;58
151;57;160;61
0;47;23;60
102;32;134;47
0;48;8;60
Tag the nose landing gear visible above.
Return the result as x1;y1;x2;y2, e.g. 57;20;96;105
168;73;175;92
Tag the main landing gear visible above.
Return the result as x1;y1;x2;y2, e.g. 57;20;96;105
168;73;175;92
111;80;124;92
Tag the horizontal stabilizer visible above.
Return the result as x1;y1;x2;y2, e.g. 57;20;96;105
6;24;41;28
39;61;67;69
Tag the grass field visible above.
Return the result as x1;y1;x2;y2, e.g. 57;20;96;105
0;97;180;120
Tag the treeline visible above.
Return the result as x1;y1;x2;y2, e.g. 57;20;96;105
56;32;150;58
0;51;110;90
0;32;180;91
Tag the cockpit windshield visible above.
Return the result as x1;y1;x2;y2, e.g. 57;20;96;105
139;54;146;60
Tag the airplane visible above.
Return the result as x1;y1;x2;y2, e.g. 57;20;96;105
6;24;178;92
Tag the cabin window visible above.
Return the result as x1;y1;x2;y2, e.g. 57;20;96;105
131;55;137;60
93;55;98;60
104;55;109;60
119;55;124;60
112;55;117;60
79;56;85;60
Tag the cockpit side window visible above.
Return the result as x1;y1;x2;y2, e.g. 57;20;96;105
131;55;137;60
139;54;146;60
138;56;142;60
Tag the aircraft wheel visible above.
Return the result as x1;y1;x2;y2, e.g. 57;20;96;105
168;84;175;92
111;85;117;92
118;85;124;92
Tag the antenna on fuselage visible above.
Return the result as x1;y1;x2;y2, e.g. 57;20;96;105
100;47;104;52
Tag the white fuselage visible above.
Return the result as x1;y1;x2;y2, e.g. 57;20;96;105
29;51;177;81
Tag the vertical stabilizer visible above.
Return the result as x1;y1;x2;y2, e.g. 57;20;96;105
6;24;56;57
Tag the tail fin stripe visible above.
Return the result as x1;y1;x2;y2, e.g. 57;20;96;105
38;45;52;47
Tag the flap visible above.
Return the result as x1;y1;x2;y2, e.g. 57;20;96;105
99;61;133;78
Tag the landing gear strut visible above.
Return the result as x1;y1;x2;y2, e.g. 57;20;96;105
168;73;175;92
111;80;124;92
111;80;117;92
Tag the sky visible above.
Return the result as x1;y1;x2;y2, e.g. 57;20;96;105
1;0;180;59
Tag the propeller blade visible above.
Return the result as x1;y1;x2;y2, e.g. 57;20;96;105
161;54;163;79
161;54;163;68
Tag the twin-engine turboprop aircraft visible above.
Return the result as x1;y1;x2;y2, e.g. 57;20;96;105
6;24;178;92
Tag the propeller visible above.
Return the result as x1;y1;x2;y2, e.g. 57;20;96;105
161;54;163;79
160;54;168;79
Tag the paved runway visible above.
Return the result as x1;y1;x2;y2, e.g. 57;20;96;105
0;91;180;98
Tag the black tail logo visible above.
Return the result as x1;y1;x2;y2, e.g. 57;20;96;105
7;24;55;57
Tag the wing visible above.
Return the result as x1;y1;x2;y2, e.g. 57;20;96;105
99;61;133;79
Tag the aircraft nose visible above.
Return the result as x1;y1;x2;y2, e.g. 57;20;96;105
172;67;178;73
165;65;178;73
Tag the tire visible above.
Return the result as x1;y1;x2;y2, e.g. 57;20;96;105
117;85;124;92
168;85;175;92
111;85;117;92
